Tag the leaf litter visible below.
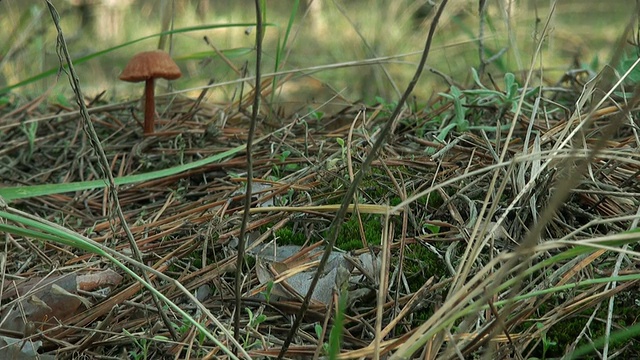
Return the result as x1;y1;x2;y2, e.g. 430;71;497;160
1;61;640;359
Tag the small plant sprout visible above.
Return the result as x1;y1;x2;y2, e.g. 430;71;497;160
425;223;441;234
244;307;267;348
336;137;346;159
261;280;274;303
536;322;557;359
20;121;38;160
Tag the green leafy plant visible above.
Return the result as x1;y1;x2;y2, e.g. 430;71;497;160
438;85;470;141
614;50;640;98
261;280;274;303
314;322;330;355
424;223;440;234
272;148;300;178
374;95;398;114
466;68;523;114
309;107;325;121
123;329;167;360
434;68;538;146
20;120;38;161
336;137;346;160
536;322;557;360
275;188;296;206
244;307;268;348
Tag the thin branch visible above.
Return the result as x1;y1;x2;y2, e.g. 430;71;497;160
276;0;449;358
44;0;179;341
234;0;263;349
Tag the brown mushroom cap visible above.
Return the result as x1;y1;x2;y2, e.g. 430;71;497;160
119;50;182;82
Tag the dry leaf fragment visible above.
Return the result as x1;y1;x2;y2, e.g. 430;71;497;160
0;270;116;335
0;335;55;360
51;284;92;308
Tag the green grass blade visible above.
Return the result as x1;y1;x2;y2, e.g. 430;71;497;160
0;222;79;247
0;23;270;95
567;321;640;359
280;0;299;62
0;210;106;254
0;209;245;359
269;0;299;106
179;47;255;61
0;138;256;201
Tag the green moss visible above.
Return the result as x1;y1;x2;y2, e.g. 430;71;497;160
332;214;382;251
267;213;385;252
524;289;640;358
402;243;448;293
423;190;444;208
275;226;307;246
244;256;256;269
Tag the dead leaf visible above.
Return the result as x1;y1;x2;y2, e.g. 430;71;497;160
0;335;55;360
0;270;121;336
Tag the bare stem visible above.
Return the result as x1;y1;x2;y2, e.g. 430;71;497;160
234;0;263;352
277;0;449;358
143;78;155;135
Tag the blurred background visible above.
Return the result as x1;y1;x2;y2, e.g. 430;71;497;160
0;0;634;115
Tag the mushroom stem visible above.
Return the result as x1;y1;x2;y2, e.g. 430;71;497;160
143;78;155;135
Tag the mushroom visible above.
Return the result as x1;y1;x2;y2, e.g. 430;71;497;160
119;50;182;135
